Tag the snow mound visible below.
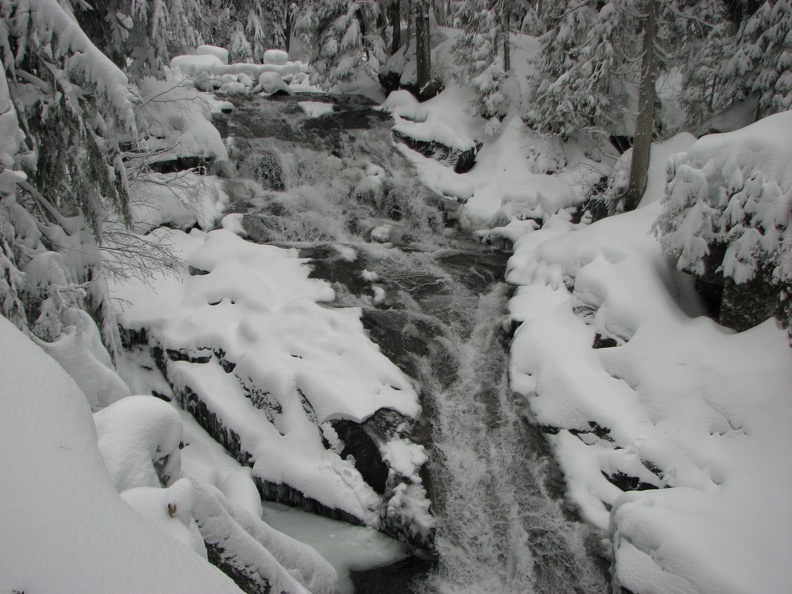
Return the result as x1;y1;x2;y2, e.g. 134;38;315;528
139;77;229;164
299;101;334;118
197;45;229;65
0;315;241;593
94;395;184;492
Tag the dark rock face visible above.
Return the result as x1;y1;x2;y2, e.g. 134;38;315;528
686;242;781;333
351;555;437;594
720;267;780;332
377;71;444;102
331;419;390;494
147;156;215;175
205;542;271;594
392;130;481;174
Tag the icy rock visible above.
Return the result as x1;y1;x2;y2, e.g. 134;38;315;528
192;481;339;594
391;130;480;174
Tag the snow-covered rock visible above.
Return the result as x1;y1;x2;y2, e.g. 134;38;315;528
170;54;224;77
94;395;184;491
263;49;289;66
197;45;229;65
112;228;433;547
506;129;792;592
253;71;294;95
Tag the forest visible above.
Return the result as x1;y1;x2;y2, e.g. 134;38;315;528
1;1;790;593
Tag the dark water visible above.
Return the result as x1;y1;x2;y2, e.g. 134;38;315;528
213;93;607;593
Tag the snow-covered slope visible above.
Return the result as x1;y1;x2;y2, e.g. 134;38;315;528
506;130;792;592
0;315;242;594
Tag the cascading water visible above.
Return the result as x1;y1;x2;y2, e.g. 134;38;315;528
214;94;607;593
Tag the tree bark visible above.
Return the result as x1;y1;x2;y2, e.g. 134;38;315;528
501;7;511;72
625;0;660;211
391;1;401;55
415;0;431;93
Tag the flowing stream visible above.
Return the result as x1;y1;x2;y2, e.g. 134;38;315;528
214;93;607;593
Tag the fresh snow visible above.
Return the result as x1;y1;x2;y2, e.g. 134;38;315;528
299;101;335;118
0;316;241;594
111;225;428;525
505;129;792;592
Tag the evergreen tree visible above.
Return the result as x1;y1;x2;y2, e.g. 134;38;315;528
718;0;792;118
1;0;139;350
295;0;387;88
522;0;603;137
451;0;527;126
203;0;292;63
69;0;204;77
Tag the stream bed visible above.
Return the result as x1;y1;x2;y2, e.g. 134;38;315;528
211;92;608;593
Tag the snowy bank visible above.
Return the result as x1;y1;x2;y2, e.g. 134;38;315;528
0;315;241;593
506;130;792;592
112;225;433;546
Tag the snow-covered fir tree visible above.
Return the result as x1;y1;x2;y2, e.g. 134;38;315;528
296;0;387;88
0;0;139;350
451;0;527;128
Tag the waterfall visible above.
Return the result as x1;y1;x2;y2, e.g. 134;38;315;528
417;283;606;593
215;94;608;592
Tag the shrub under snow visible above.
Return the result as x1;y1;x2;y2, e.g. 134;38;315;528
656;111;792;332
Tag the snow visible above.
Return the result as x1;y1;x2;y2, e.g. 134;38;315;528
36;309;131;410
253;71;294;95
197;45;229;65
122;479;208;557
658;111;792;286
128;171;229;233
94;395;184;492
299;101;335;118
138;77;229;164
263;49;289;65
505;127;792;591
0;315;241;593
170;54;224;77
111;226;427;525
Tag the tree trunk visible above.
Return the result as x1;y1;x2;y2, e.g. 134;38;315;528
284;0;293;53
625;0;659;211
391;1;401;55
415;0;431;93
406;0;412;54
502;7;511;72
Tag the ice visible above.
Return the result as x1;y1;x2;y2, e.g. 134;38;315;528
262;501;409;594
